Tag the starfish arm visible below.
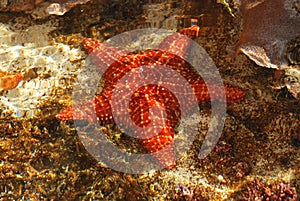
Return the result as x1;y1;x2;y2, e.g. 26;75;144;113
158;25;200;58
56;94;113;123
192;78;246;103
223;84;246;103
141;126;176;169
82;38;126;73
101;52;157;88
179;25;200;39
56;100;97;122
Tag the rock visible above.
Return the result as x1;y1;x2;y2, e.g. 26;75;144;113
233;0;300;68
0;0;44;12
232;0;300;99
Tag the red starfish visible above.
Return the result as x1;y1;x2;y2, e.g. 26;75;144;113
56;26;246;169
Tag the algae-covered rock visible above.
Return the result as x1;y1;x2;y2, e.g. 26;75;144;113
0;23;84;118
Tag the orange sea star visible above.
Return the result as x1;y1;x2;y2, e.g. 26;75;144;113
56;26;246;169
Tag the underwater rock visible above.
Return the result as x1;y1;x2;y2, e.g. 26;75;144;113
233;0;300;69
284;66;300;99
0;23;84;118
0;0;91;13
232;0;300;99
46;0;91;15
0;0;44;12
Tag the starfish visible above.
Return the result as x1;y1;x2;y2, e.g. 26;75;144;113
56;26;246;169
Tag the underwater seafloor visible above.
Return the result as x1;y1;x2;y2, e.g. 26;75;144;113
0;0;299;200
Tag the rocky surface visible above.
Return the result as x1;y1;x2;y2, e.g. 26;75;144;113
231;0;300;99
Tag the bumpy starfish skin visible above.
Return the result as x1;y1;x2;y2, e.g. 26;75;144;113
57;26;246;169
